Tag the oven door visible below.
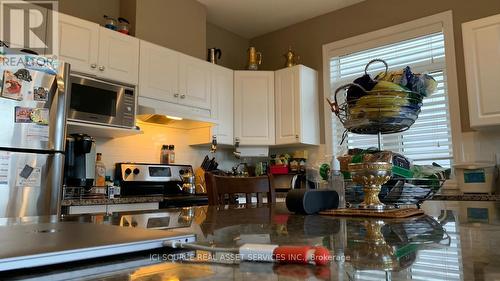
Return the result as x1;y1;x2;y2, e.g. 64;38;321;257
68;74;135;128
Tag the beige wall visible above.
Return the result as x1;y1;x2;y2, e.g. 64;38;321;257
206;23;249;69
57;0;209;60
129;0;207;59
250;0;500;142
57;0;120;25
119;0;136;36
51;0;243;65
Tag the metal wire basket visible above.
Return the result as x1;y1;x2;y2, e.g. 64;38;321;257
327;59;424;135
345;177;446;208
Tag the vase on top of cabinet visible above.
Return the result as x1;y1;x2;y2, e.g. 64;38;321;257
247;47;262;70
284;47;300;67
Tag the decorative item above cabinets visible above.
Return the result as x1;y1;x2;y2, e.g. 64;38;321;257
275;65;319;145
284;47;300;67
58;13;139;85
247;47;263;70
463;13;500;129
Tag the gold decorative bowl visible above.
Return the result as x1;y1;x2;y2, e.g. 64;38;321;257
347;220;397;271
348;162;393;210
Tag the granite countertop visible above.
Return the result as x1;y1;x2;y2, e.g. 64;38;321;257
3;200;500;280
60;195;165;206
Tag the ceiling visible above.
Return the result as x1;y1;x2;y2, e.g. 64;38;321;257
198;0;365;38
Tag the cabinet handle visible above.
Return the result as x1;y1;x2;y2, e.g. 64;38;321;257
90;64;97;69
180;94;186;99
295;134;299;139
174;93;179;98
98;65;105;71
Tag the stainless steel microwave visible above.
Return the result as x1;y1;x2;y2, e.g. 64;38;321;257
68;74;136;129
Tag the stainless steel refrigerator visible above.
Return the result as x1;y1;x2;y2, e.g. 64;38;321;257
0;53;70;218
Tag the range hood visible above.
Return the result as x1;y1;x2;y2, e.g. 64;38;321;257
137;96;215;129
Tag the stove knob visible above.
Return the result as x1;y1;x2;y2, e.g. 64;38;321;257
133;168;140;175
125;168;132;175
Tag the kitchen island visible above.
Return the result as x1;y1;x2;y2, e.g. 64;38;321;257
2;201;499;280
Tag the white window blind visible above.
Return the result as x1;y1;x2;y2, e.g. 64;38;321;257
330;32;453;167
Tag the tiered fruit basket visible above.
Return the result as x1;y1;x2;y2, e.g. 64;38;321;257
328;59;444;209
327;59;424;136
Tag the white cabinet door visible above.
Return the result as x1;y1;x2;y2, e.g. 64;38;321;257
97;27;139;84
234;71;275;145
275;65;319;145
138;40;179;103
211;65;234;145
275;67;300;144
298;65;320;145
463;14;500;128
58;13;99;74
179;54;211;109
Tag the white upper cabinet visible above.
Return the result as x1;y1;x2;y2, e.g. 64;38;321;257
178;54;212;109
138;41;212;111
59;13;139;84
275;65;319;145
234;71;275;145
211;65;234;145
58;13;99;74
188;65;234;146
463;14;500;128
97;27;139;84
138;40;179;103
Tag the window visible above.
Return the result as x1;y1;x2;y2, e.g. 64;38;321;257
329;32;454;167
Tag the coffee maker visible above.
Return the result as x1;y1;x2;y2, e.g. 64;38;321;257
64;134;96;189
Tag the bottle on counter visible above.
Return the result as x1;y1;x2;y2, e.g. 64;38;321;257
329;159;345;209
105;176;114;199
113;179;121;197
107;180;115;199
160;145;169;164
95;153;106;187
168;145;175;164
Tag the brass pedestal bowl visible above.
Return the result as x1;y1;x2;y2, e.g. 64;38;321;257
346;219;416;272
348;162;393;210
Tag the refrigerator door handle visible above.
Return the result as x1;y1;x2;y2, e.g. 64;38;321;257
51;63;71;153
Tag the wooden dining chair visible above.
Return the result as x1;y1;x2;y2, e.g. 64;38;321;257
204;173;276;205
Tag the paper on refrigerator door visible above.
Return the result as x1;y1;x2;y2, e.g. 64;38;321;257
26;124;49;142
0;152;10;187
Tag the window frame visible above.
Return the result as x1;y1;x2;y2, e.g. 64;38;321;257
321;11;462;168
